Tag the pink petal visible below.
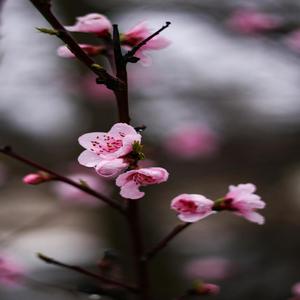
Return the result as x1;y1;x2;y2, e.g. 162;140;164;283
116;170;134;187
95;158;128;177
78;150;102;167
78;132;105;149
178;211;215;223
108;123;139;137
120;181;144;199
236;211;265;225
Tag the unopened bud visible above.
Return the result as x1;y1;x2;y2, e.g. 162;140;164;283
23;171;52;185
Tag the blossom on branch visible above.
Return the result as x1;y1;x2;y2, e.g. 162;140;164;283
171;194;215;222
216;183;266;225
64;13;112;37
122;21;171;65
57;44;104;58
116;167;169;199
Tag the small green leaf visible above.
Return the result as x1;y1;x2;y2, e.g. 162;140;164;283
36;27;58;35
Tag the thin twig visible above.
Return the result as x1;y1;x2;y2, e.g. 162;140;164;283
0;146;125;214
37;253;139;293
124;21;171;62
29;0;123;91
143;223;191;261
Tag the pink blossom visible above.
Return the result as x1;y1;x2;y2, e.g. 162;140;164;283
0;256;23;287
122;21;171;65
184;257;235;280
23;172;51;185
95;158;129;178
57;44;104;58
52;172;111;206
116;167;169;199
78;123;141;168
171;194;215;223
164;124;218;160
223;183;265;225
292;282;300;296
285;30;300;53
227;9;280;35
65;13;112;37
194;282;220;295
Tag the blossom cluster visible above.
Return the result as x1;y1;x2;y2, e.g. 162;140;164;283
57;13;170;66
78;123;169;199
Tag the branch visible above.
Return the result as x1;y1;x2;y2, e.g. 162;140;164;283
143;223;191;261
0;146;125;214
37;253;138;294
112;24;130;123
29;0;123;91
124;21;171;62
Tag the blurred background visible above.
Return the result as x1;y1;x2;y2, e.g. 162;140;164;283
1;0;300;299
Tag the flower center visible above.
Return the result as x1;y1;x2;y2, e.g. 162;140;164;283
132;173;155;185
175;199;198;213
90;135;123;155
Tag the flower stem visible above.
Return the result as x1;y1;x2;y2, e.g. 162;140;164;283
37;253;138;293
0;146;125;214
143;223;191;261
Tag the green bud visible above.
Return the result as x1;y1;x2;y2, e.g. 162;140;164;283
36;27;58;35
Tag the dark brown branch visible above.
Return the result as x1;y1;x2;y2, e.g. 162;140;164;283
0;146;125;214
127;202;150;300
124;21;171;62
112;24;130;123
29;0;123;91
37;253;138;293
143;223;191;261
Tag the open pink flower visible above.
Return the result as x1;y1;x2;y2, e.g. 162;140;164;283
0;256;23;287
57;44;104;58
65;13;112;37
227;9;280;35
223;183;265;225
116;167;169;199
171;194;215;223
95;158;129;178
164;124;218;160
53;172;111;206
122;21;171;65
78;123;141;168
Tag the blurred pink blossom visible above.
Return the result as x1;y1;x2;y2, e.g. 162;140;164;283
78;123;141;168
184;257;235;280
224;183;265;225
65;13;112;37
171;194;215;222
116;167;169;199
164;124;218;160
82;75;115;102
122;21;171;66
285;30;300;53
53;172;111;206
292;283;300;296
0;256;23;287
227;9;280;35
57;44;104;58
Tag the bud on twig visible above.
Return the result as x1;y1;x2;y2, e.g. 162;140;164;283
36;27;58;35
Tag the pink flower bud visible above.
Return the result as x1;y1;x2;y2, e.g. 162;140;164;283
23;172;50;185
116;167;169;199
57;44;104;58
65;13;112;37
95;158;129;178
171;194;215;222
